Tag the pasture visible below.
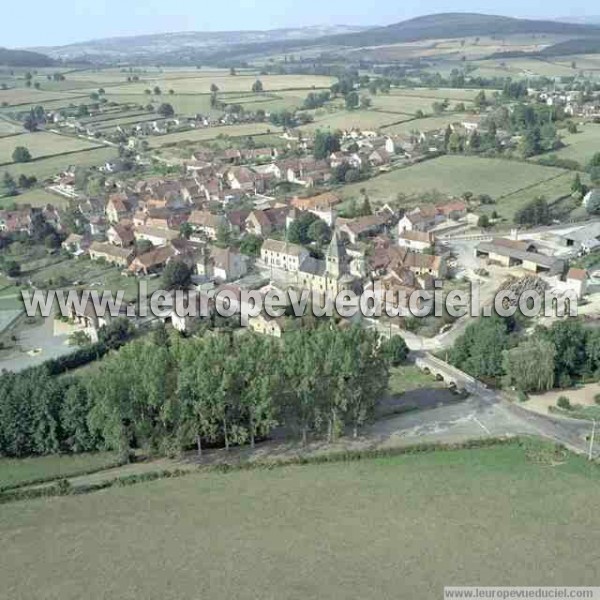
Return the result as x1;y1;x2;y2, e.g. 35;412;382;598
0;452;119;490
1;441;598;599
104;74;336;96
339;155;567;207
0;87;83;107
146;123;278;147
549;123;600;167
371;93;472;116
0;188;68;209
300;109;409;133
479;171;579;220
381;113;469;136
1;146;118;180
0;131;102;165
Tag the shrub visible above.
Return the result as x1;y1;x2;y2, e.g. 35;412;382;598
557;396;571;410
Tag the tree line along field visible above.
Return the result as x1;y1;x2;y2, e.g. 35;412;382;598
1;441;598;599
0;131;102;165
339;155;569;210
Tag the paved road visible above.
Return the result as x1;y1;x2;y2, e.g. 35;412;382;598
411;352;595;455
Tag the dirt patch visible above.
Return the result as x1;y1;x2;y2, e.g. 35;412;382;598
525;383;600;415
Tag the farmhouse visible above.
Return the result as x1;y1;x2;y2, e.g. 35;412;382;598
261;239;309;272
107;223;135;247
128;245;177;275
89;241;134;267
134;225;180;246
188;210;227;240
337;214;389;244
566;268;589;298
476;238;565;275
398;230;435;253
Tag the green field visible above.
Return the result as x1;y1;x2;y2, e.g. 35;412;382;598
479;170;579;220
105;74;335;96
549;123;600;167
147;122;278;147
0;452;119;490
371;93;472;116
381;113;469;136
339;155;567;206
1;441;598;599
0;87;84;107
1;146;118;180
0;131;102;165
0;187;68;209
300;109;409;133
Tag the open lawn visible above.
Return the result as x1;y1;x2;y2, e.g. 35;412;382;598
0;452;119;490
0;131;101;165
300;109;410;133
1;441;598;599
338;155;567;206
147;123;278;147
1;146;118;180
548;123;600;167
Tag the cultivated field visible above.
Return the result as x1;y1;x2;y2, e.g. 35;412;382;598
339;155;567;206
0;131;102;164
1;442;598;599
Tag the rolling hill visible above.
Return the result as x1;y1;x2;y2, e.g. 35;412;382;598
0;47;55;67
23;13;600;65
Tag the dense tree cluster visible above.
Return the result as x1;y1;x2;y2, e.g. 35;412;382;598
0;326;392;458
451;316;600;391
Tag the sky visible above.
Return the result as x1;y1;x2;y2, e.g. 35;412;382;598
6;0;600;48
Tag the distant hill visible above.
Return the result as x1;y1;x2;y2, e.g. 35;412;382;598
32;25;371;61
26;13;600;65
319;13;600;47
0;47;55;67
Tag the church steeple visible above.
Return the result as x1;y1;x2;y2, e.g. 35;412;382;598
326;230;344;278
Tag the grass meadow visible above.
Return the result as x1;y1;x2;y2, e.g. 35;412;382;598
1;146;118;180
146;122;277;147
0;452;119;490
339;155;567;209
0;131;102;164
1;441;598;599
548;123;600;167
